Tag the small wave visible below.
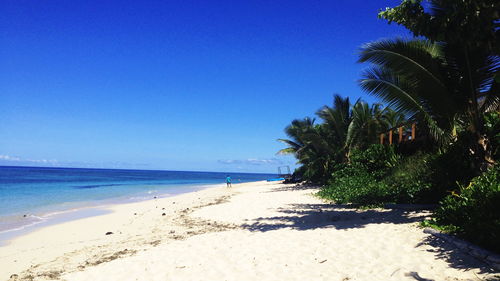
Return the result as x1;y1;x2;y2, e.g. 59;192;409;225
127;196;149;201
73;183;124;189
27;214;45;220
0;215;47;234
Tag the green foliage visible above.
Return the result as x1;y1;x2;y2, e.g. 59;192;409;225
378;0;500;54
484;112;500;160
278;96;408;184
283;1;500;254
349;144;399;179
277;117;338;183
420;219;459;233
346;102;387;150
318;145;399;205
372;0;500;171
317;166;390;205
428;138;477;195
318;146;464;206
382;142;477;204
433;165;500;253
382;152;434;203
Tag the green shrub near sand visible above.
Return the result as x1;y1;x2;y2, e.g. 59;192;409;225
317;163;391;205
433;166;500;253
318;145;437;205
318;145;500;254
381;153;434;203
317;145;393;205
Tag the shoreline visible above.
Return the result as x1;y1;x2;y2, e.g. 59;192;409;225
2;181;497;281
1;180;239;280
0;182;223;246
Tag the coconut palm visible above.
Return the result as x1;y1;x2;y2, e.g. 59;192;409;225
277;118;335;182
276;117;316;157
382;107;407;130
346;101;387;150
316;94;352;162
278;95;354;182
278;95;405;182
358;38;499;168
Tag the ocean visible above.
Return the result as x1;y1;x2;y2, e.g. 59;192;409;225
0;166;274;241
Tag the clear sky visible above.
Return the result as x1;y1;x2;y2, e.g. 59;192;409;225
1;0;409;173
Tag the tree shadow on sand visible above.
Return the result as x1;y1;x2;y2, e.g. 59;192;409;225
240;203;498;277
241;203;429;232
416;235;499;278
264;183;320;193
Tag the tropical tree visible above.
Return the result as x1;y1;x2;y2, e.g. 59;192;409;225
371;0;499;170
382;107;407;130
277;118;335;182
315;94;352;162
379;0;499;55
278;95;406;182
346;102;385;150
358;37;498;170
276;117;316;157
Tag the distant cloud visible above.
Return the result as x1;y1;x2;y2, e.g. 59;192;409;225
26;158;59;164
218;158;283;166
0;154;58;165
0;155;21;161
0;155;155;169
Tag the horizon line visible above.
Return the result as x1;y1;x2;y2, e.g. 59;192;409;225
0;165;277;175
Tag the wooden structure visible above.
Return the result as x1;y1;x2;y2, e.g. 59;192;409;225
380;123;416;145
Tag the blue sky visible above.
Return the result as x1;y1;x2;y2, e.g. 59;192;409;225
0;0;409;173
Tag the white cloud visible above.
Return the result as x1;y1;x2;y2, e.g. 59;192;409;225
26;158;58;164
0;155;21;161
218;158;283;166
0;154;58;164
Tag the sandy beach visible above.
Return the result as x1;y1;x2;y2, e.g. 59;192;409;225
1;181;498;281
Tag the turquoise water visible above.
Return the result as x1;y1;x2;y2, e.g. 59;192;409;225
0;166;274;235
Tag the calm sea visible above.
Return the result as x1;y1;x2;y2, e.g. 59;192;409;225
0;166;274;239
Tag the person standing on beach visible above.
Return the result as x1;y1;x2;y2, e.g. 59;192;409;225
226;175;232;187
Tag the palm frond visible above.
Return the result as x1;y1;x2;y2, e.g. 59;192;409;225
358;38;446;90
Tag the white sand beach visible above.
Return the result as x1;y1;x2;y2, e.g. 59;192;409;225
1;181;497;281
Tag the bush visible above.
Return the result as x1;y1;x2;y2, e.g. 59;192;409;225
349;144;399;180
318;143;483;207
317;163;391;205
382;152;435;203
318;144;397;205
434;165;500;253
484;112;500;161
429;137;477;194
319;144;438;205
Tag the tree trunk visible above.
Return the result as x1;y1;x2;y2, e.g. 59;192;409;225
475;133;495;173
463;46;494;173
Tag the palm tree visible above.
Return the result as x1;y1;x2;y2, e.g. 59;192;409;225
277;95;404;182
276;117;316;157
382;107;407;130
277;118;334;182
358;38;499;169
316;94;352;162
346;101;387;150
277;95;355;182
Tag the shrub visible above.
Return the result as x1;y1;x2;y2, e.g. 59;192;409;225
434;165;500;253
349;144;400;180
484;112;500;161
318;163;391;205
318;144;397;205
429;136;477;194
382;152;435;203
318;143;483;207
